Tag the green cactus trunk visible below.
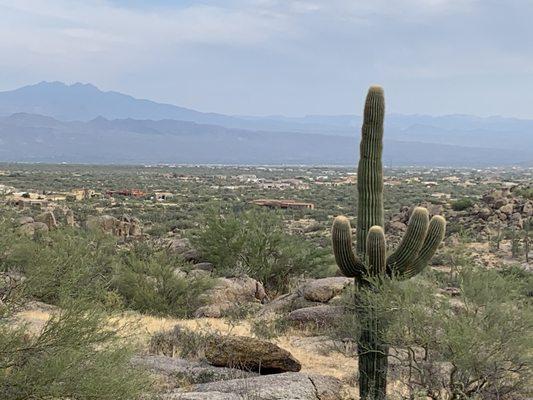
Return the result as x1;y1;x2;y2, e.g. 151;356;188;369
358;225;388;399
358;313;388;400
331;86;446;399
357;87;385;259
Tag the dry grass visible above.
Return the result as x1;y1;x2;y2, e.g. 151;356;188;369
17;306;410;397
15;305;356;381
13;309;51;333
16;307;431;398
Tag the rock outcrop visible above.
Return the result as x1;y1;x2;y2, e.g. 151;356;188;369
191;262;214;272
167;238;193;254
195;276;267;318
86;214;142;238
288;305;344;327
164;372;344;400
477;188;531;231
301;277;353;303
386;204;444;241
35;211;57;229
205;335;301;374
18;221;49;236
64;209;76;227
132;355;257;388
386;187;532;241
165;237;203;263
149;327;302;375
16;216;34;226
260;277;352;316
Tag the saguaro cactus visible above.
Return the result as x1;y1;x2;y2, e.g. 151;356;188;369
332;86;446;399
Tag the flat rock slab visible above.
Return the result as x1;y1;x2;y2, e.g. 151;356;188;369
133;355;257;387
205;335;301;374
170;392;240;400
259;292;320;316
302;277;353;303
288;305;344;327
164;372;344;400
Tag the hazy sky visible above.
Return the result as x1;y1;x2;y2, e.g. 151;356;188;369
1;0;532;117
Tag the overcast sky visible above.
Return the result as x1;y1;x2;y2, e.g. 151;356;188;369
1;0;532;117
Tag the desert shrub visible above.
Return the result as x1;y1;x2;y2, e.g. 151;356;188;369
7;228;117;306
0;220;212;317
0;216;153;400
0;301;151;400
333;264;532;399
514;186;533;200
451;197;474;211
112;244;213;317
192;208;332;293
0;223;23;272
221;301;261;323
250;315;290;340
429;244;472;288
149;325;215;359
498;264;533;297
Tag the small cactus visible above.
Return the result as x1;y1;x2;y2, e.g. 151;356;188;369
331;86;446;399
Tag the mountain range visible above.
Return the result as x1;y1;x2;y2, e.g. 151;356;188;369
0;81;531;166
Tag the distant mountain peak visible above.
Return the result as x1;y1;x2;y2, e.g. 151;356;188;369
3;112;60;126
0;81;236;124
0;80;530;158
36;80;64;87
70;82;99;90
16;81;100;93
90;115;109;123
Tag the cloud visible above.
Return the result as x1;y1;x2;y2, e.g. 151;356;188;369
0;0;485;57
0;0;293;47
0;0;297;89
0;0;532;117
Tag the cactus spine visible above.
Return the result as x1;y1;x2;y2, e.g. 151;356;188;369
332;86;446;399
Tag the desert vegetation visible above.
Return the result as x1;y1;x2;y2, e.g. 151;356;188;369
0;89;531;399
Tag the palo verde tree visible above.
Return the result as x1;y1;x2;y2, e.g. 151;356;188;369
331;86;446;399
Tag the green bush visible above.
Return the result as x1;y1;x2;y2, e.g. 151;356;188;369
451;197;474;211
514;186;533;200
192;207;333;293
250;314;290;340
0;219;171;399
149;325;215;359
112;245;213;317
0;220;212;317
14;229;117;306
333;264;532;399
0;302;151;400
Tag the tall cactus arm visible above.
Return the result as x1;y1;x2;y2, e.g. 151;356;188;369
357;86;385;259
366;226;386;276
332;216;367;278
386;207;429;276
400;215;446;279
